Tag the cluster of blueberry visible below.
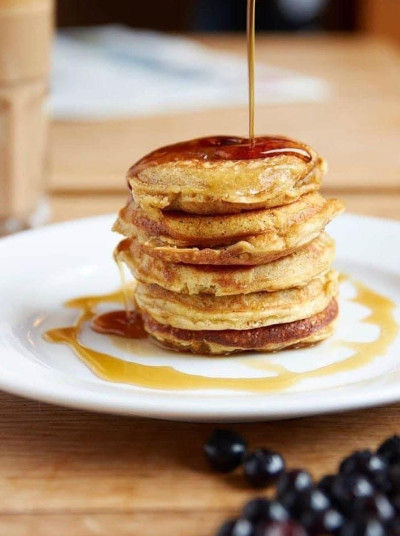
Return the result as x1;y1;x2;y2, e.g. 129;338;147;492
203;430;400;536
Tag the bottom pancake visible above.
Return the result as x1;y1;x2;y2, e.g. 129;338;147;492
142;298;338;355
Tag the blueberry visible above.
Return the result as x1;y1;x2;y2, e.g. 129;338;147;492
231;518;256;536
387;464;400;495
204;430;247;473
366;455;388;475
339;450;389;494
340;450;387;477
317;474;336;497
255;520;308;536
217;518;255;536
277;470;313;510
377;435;400;465
370;470;391;495
340;450;372;474
217;519;237;536
291;488;331;519
387;517;400;536
391;494;400;514
331;474;375;514
243;498;290;523
300;507;345;535
352;493;395;523
243;449;286;488
243;498;271;522
339;517;385;536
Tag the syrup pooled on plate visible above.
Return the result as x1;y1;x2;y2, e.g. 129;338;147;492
44;277;399;392
91;310;146;339
129;135;313;177
91;238;147;339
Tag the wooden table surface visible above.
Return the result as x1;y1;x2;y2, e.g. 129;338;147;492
1;35;400;536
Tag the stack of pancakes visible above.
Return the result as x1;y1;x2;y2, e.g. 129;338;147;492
113;136;344;355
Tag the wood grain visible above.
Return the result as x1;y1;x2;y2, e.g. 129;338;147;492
0;391;399;536
0;512;224;536
2;35;400;536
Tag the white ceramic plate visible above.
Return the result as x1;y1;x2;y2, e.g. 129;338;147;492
0;213;399;422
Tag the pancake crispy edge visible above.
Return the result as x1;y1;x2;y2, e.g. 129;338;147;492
142;298;338;355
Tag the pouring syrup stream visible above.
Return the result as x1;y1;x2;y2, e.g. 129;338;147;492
247;0;256;142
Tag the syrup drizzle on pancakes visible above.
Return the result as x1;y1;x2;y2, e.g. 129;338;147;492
129;136;313;177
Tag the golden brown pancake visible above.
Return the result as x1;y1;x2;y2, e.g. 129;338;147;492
113;135;344;356
127;135;325;214
142;298;338;355
135;271;338;332
113;192;344;265
118;233;335;296
116;192;336;246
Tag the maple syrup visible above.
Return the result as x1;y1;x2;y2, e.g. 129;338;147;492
129;135;312;177
91;310;146;339
44;277;399;393
113;238;133;315
247;0;256;141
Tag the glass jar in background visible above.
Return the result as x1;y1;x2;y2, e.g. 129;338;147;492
0;0;53;235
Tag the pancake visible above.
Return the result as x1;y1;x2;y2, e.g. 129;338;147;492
127;135;325;214
113;193;344;265
113;135;343;355
118;233;335;296
115;192;339;247
135;271;338;332
142;298;338;355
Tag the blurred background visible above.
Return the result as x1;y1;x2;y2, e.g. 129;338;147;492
3;0;396;229
45;0;399;223
57;0;398;42
51;0;399;121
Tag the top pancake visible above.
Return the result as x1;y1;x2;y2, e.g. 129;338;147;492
127;135;325;214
